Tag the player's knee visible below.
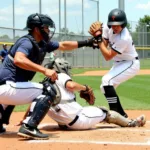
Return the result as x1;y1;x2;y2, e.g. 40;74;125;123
100;84;105;93
101;75;110;85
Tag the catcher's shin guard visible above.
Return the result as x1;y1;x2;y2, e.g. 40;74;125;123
103;86;127;117
26;95;53;128
105;110;132;127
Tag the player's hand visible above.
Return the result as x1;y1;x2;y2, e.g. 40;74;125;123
44;68;58;81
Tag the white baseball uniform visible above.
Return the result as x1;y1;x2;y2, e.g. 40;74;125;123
100;25;140;93
0;81;43;105
47;73;106;130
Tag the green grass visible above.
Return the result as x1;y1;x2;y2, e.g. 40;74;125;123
14;71;150;112
140;58;150;69
72;75;150;110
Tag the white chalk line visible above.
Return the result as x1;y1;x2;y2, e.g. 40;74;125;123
27;121;150;146
37;121;150;132
28;139;150;146
4;121;150;129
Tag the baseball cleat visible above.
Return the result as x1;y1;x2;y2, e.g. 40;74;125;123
0;123;6;135
128;115;146;127
135;114;146;127
17;124;49;140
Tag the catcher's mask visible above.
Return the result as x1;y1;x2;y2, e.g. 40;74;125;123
107;8;127;28
44;58;72;76
24;13;55;43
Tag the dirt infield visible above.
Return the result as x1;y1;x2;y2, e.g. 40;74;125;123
0;70;150;150
0;111;150;150
74;69;150;76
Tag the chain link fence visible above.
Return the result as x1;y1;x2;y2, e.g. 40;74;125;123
0;21;150;68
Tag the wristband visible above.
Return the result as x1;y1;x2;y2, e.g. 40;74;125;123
95;35;102;44
77;40;88;48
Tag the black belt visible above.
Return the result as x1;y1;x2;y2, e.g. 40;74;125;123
116;57;139;62
58;115;79;129
68;115;79;126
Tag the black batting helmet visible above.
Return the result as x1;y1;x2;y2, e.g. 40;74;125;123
107;8;127;28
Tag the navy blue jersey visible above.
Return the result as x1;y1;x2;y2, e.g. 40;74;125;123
0;49;8;58
0;36;59;83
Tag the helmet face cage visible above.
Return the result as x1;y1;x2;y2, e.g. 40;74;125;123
54;58;72;76
36;13;56;43
25;13;56;42
44;58;72;76
107;9;127;28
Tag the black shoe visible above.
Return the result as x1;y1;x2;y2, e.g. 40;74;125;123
0;123;6;134
17;124;49;140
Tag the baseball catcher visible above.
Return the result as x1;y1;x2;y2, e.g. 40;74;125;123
18;58;146;130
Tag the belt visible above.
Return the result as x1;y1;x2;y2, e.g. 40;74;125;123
68;115;79;126
57;115;79;129
116;57;139;62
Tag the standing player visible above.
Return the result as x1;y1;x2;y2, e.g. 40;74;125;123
0;44;8;62
0;13;96;140
88;8;140;117
18;58;146;130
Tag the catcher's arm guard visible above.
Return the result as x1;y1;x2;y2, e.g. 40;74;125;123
79;85;95;105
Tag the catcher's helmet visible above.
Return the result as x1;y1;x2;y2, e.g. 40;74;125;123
24;13;55;30
45;58;72;76
24;13;55;42
107;8;127;28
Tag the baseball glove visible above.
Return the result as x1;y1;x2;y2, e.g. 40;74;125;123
88;21;103;37
80;85;95;105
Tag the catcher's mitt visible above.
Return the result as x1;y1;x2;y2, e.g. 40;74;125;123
88;21;103;37
80;85;95;105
